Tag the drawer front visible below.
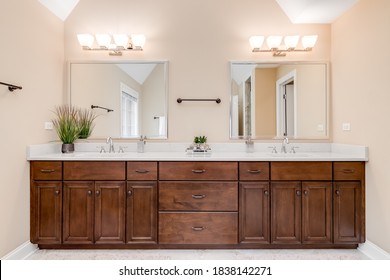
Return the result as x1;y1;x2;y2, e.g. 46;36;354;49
31;161;62;180
64;161;125;180
159;212;238;244
239;162;269;181
159;182;238;211
159;162;238;181
333;162;364;180
127;161;157;180
271;162;332;181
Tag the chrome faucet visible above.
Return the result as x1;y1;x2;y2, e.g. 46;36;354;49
245;135;254;153
137;135;146;153
106;137;115;153
281;136;289;153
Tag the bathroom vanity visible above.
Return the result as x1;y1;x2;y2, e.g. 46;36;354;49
28;143;367;249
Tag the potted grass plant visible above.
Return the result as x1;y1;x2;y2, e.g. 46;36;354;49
52;105;80;153
77;108;97;139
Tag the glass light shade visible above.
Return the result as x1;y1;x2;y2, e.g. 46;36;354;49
284;36;300;49
77;34;94;48
113;34;129;49
249;36;264;50
266;36;283;49
95;34;112;49
131;34;146;49
302;35;318;49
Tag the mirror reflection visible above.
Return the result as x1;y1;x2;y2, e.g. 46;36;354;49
70;61;168;139
230;62;328;139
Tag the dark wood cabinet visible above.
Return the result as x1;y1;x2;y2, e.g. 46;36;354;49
239;182;270;243
126;182;157;244
30;160;365;249
63;181;125;244
30;181;62;244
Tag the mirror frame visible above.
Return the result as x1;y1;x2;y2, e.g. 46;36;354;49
68;60;169;140
229;61;329;140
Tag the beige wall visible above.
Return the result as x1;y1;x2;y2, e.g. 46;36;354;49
331;0;390;253
64;0;330;142
0;1;64;257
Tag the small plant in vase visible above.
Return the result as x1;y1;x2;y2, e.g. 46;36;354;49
192;135;210;152
52;105;80;153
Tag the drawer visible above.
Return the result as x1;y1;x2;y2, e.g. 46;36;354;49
333;162;364;180
64;161;125;180
31;161;62;180
271;162;332;181
159;182;238;211
159;162;238;181
239;162;269;181
159;212;238;244
127;161;157;180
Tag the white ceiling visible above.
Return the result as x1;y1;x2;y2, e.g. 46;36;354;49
37;0;360;23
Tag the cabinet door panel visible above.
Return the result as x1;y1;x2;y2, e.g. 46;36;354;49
95;182;125;244
239;182;270;243
271;181;301;244
31;182;62;244
302;182;332;244
334;182;361;243
126;182;157;243
63;182;94;244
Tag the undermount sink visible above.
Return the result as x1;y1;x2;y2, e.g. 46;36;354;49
74;152;127;158
267;153;312;158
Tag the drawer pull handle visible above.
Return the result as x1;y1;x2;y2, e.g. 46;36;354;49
192;194;206;199
192;226;206;231
135;169;149;173
247;169;261;174
341;169;355;173
192;169;206;174
40;169;55;173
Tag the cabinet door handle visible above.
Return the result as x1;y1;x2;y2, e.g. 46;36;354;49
192;169;206;174
127;190;133;196
40;169;55;173
247;169;261;174
192;226;206;231
96;190;100;196
335;190;340;196
87;190;92;196
192;194;206;199
296;190;301;196
55;190;60;196
264;190;269;196
135;169;149;173
341;169;355;173
303;190;308;196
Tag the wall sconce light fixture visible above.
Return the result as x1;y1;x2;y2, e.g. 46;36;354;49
77;33;146;56
249;35;318;56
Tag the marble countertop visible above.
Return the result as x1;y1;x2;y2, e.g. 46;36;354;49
26;142;369;162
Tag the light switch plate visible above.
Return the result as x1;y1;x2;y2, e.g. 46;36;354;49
342;123;351;131
44;121;54;130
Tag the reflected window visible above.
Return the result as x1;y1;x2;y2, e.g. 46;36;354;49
121;83;139;137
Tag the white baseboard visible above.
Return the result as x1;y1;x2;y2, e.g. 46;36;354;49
358;240;390;260
1;241;38;260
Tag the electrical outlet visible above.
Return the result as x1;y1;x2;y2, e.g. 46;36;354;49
44;121;54;130
342;123;351;131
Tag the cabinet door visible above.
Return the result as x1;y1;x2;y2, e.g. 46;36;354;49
302;182;332;244
63;181;94;244
239;182;270;244
271;181;301;244
30;181;62;244
126;182;157;243
95;181;126;244
334;181;361;243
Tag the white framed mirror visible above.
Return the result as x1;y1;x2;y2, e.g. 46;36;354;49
69;61;168;139
230;61;329;140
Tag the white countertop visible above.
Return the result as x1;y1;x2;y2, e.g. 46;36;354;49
26;142;369;162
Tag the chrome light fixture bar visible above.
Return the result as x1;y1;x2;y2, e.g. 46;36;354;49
77;33;146;56
249;35;318;56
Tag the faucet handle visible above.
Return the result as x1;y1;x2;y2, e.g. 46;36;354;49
268;146;278;154
97;146;106;153
290;146;299;153
118;146;125;153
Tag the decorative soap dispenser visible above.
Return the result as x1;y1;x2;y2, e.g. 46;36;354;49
137;135;146;153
